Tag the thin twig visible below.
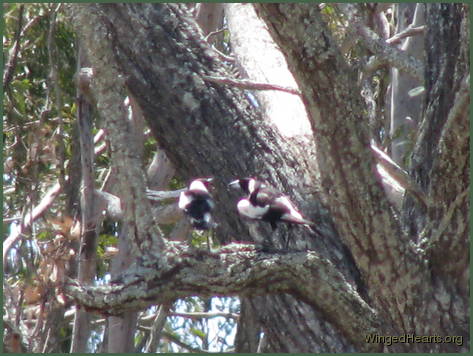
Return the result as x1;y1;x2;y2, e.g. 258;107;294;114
3;130;105;268
440;74;469;139
371;143;430;208
169;311;239;320
386;25;425;45
41;327;52;353
22;13;47;34
3;5;24;89
3;216;22;223
428;189;468;248
48;4;66;188
204;26;227;42
210;46;236;62
202;75;301;96
3;182;62;267
144;302;172;352
161;331;208;353
338;3;424;80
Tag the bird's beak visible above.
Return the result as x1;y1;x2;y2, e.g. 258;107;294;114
228;179;240;188
198;177;213;184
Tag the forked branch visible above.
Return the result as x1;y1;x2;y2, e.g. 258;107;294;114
65;241;381;351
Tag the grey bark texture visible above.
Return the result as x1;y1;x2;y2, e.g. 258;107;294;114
255;3;468;352
70;50;100;354
66;3;469;352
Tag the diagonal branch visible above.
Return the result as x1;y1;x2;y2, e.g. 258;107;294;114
3;5;25;90
65;242;381;352
3;182;62;268
371;143;429;208
202;75;301;96
3;130;109;268
386;25;426;45
338;3;424;80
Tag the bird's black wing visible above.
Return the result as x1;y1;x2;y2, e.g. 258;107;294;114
190;190;212;200
250;186;281;207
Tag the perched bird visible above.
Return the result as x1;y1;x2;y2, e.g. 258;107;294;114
178;178;215;230
228;177;315;231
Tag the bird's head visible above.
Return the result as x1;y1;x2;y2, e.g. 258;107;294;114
189;177;213;192
228;177;261;194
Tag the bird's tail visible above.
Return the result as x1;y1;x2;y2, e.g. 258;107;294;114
282;215;324;238
304;223;324;238
281;215;314;226
190;218;218;230
190;219;211;230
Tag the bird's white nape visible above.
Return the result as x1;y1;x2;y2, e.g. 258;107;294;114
178;191;192;209
189;179;209;192
237;198;269;219
248;178;257;193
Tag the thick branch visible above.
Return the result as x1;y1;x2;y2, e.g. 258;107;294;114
146;189;184;201
65;242;381;352
70;4;166;257
167;311;239;320
255;3;429;336
84;188;184;224
71;45;101;354
144;302;171;353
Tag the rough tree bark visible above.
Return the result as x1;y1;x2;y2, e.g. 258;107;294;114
70;51;100;354
66;3;469;352
224;4;322;351
405;3;469;310
104;97;150;353
255;3;468;352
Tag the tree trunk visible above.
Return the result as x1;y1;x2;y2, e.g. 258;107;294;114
404;3;469;326
70;47;99;353
256;3;468;352
68;3;469;352
224;3;311;138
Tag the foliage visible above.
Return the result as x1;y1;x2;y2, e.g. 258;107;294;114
3;3;238;353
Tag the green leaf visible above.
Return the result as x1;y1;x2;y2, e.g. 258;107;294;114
190;327;206;340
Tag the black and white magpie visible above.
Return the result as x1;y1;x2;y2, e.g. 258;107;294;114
228;177;315;231
178;178;215;230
